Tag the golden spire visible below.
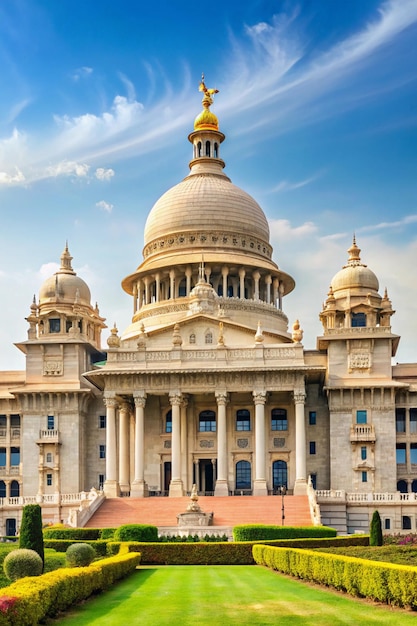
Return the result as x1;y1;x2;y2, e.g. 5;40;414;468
194;73;219;131
198;73;219;108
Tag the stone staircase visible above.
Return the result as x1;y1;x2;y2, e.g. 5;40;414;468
84;495;312;529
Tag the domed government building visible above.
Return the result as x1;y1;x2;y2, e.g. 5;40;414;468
0;78;416;536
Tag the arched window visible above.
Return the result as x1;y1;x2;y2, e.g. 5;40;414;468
165;410;172;434
236;409;250;431
10;481;19;497
397;479;408;493
351;312;366;327
205;331;213;344
402;515;412;530
199;410;216;432
189;333;196;344
0;481;6;498
214;142;219;158
46;453;53;463
273;460;288;490
197;141;202;157
205;140;210;156
178;278;186;297
271;409;287;431
412;480;417;493
236;460;251;490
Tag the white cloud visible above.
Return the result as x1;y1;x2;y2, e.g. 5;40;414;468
269;219;318;241
95;168;115;181
270;174;321;193
0;168;25;184
96;200;113;213
72;66;93;81
45;160;90;178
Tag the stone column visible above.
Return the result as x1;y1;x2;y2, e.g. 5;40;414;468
103;396;119;497
155;273;160;303
294;389;307;495
194;459;200;491
169;270;176;300
265;275;272;304
215;391;229;496
180;397;188;489
222;266;229;297
119;402;130;494
253;391;268;495
273;278;279;308
185;266;192;296
131;393;148;497
169;392;184;496
239;268;246;299
253;270;260;301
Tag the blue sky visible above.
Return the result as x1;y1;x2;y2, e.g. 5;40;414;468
0;0;416;369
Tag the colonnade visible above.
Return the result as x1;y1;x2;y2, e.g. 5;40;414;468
103;389;307;498
132;265;286;313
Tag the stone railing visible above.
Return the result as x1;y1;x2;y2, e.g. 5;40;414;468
67;488;106;527
350;424;376;443
316;490;417;503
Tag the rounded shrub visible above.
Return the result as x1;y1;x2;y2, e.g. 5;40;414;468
114;524;158;542
66;542;96;567
3;548;43;581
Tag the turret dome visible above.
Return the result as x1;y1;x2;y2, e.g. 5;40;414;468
38;244;91;306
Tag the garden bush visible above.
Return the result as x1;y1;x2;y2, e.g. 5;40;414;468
19;504;44;567
233;524;337;542
66;543;96;567
43;527;100;541
99;527;116;540
3;548;43;581
369;510;383;546
114;524;158;542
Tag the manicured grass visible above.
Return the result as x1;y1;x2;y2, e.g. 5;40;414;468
54;565;417;625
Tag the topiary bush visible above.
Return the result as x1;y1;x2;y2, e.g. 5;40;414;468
114;524;158;543
66;542;96;567
233;524;337;542
3;548;43;581
19;504;44;567
369;510;383;546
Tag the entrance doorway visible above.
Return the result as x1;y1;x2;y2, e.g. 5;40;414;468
163;461;171;493
195;459;215;494
6;518;16;537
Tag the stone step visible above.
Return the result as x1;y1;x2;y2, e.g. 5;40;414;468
85;495;312;529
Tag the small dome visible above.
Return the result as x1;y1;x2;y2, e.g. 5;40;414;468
38;245;91;305
331;238;379;295
194;108;219;131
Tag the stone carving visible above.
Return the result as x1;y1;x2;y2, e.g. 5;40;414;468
43;360;63;376
200;440;214;448
237;438;249;448
273;438;285;448
177;484;213;527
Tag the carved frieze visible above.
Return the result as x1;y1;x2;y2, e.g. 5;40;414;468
200;440;214;448
43;360;63;376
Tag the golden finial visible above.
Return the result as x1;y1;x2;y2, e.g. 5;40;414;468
199;73;219;108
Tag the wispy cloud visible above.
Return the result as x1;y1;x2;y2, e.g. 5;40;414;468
96;200;113;213
358;214;417;232
270;173;322;193
95;168;114;181
72;66;93;82
269;219;318;241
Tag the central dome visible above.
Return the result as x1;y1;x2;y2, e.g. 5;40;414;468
144;170;270;249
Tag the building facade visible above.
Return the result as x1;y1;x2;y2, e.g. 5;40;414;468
0;80;416;534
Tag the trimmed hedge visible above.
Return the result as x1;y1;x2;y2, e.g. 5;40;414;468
233;524;337;542
130;541;255;565
0;551;141;625
43;527;101;541
113;524;158;543
253;544;417;609
43;539;108;557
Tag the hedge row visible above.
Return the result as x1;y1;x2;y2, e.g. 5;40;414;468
253;544;417;609
0;551;141;626
43;527;109;541
233;525;337;541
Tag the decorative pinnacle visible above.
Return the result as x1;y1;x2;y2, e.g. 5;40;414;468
199;73;219;108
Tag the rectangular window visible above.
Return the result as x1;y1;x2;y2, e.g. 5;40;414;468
271;409;288;431
0;415;6;427
384;518;391;530
199;419;216;432
99;444;106;459
309;411;316;425
99;415;106;429
165;412;172;434
396;408;406;433
0;448;5;467
236;410;251;432
396;443;406;464
356;410;367;424
309;441;316;455
310;473;317;489
49;318;61;333
10;414;20;426
99;474;105;489
410;408;417;433
47;415;55;430
10;447;20;466
361;446;367;460
46;473;53;486
410;443;417;464
361;471;368;483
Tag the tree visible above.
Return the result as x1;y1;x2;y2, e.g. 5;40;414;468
19;504;44;568
369;509;383;546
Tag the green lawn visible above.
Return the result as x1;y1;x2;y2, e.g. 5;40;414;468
54;565;417;625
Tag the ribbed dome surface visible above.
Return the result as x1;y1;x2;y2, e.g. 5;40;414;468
39;273;91;304
144;173;270;247
331;265;379;293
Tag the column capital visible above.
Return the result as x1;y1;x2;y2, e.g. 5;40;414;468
119;401;131;413
293;390;306;404
134;393;147;409
215;391;229;406
103;395;118;409
169;392;183;407
253;391;267;405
